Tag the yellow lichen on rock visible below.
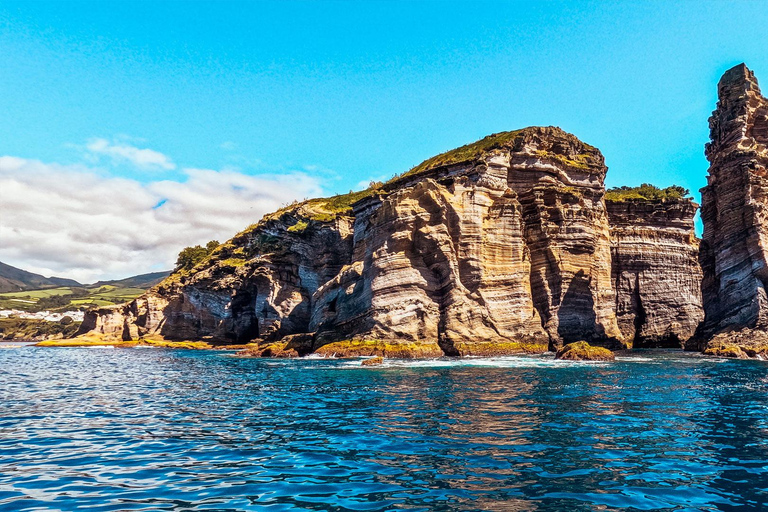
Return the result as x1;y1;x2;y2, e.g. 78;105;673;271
37;333;212;350
555;341;615;361
314;339;443;359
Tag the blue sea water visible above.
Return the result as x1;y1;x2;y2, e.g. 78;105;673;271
1;347;767;511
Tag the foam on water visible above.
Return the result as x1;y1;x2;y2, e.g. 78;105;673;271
341;354;612;369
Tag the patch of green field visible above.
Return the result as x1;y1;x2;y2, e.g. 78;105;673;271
89;287;145;299
0;287;75;299
0;285;149;312
70;299;118;307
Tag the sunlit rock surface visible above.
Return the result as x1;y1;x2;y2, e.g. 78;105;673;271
74;126;707;357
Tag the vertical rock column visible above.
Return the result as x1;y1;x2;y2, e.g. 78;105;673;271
697;64;768;341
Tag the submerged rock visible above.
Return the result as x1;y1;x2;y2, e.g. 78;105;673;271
361;356;384;366
555;341;615;361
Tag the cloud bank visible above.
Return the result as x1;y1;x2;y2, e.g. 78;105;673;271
0;155;323;283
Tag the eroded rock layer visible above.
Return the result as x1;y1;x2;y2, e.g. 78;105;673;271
607;199;703;348
694;64;768;351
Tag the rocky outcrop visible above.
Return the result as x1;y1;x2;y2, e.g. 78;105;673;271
72;126;709;357
607;198;703;347
694;63;768;353
702;328;768;359
555;341;615;361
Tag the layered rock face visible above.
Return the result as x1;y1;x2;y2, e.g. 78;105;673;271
695;64;768;349
607;199;703;347
310;127;622;354
75;126;707;357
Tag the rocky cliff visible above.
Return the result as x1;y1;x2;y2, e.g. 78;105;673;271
694;63;768;354
607;198;703;347
73;126;705;357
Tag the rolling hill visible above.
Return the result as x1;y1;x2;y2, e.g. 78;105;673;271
0;262;171;312
0;261;81;293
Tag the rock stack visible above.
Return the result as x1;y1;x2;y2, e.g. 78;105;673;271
694;64;768;355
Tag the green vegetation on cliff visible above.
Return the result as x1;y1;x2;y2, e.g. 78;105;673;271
605;184;690;202
175;240;220;271
399;127;599;179
404;130;525;177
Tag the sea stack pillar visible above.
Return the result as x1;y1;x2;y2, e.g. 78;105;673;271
697;63;768;342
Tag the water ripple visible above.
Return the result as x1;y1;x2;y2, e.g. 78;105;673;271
1;347;767;510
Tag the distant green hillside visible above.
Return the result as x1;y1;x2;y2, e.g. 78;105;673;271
91;271;170;290
0;264;171;312
0;261;81;293
0;285;150;312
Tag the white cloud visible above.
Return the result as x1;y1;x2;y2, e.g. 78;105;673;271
219;141;237;151
0;156;323;283
86;138;176;170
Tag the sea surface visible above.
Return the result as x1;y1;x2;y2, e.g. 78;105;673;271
1;346;768;511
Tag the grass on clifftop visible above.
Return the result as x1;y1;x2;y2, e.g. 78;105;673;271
605;184;690;202
397;127;598;180
402;130;525;178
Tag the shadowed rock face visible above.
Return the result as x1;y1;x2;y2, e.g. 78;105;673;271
695;64;768;347
75;126;705;357
607;199;703;348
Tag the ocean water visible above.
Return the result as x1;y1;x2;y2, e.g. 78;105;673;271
1;346;767;511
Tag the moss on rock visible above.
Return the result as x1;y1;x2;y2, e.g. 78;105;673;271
555;341;615;361
451;341;548;356
314;339;443;359
703;344;748;358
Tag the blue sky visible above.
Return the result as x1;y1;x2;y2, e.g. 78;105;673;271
1;1;767;281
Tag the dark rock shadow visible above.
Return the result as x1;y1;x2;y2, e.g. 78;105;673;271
558;270;597;343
